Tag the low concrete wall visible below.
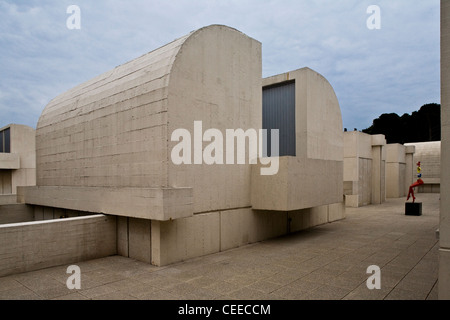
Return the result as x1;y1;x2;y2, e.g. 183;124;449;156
0;204;34;224
418;183;441;194
122;202;345;266
405;141;441;194
0;194;17;206
0;215;117;277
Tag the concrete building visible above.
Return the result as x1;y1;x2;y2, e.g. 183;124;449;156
0;124;36;205
440;0;450;300
343;131;386;207
252;68;344;211
4;24;346;274
405;141;441;193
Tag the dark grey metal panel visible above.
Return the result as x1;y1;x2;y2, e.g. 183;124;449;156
262;81;296;156
4;128;10;153
0;131;3;153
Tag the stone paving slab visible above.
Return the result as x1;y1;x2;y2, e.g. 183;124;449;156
0;194;440;300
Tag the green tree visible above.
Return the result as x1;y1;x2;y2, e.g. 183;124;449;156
362;103;440;144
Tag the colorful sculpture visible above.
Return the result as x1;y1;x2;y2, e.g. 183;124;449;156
407;161;424;203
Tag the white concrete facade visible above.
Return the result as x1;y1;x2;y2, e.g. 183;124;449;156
0;124;36;204
252;68;344;211
405;141;441;193
385;143;415;198
343;131;386;207
18;25;346;267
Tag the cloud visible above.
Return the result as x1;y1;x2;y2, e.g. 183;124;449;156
0;0;441;132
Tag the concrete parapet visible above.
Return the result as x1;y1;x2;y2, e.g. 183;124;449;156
18;186;193;221
137;202;345;266
0;194;17;205
371;134;387;147
251;157;343;211
0;214;116;277
0;153;20;169
0;204;33;224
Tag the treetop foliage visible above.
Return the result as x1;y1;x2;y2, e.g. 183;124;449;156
362;103;441;144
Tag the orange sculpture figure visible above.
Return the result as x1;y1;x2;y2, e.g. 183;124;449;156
407;161;424;203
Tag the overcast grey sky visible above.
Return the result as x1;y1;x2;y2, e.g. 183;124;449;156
0;0;440;131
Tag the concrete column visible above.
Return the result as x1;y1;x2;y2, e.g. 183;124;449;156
440;0;450;300
151;220;161;266
128;218;152;264
116;216;129;257
371;135;386;204
405;145;415;195
386;144;406;198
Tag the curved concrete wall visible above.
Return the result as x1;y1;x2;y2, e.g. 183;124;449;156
26;25;261;221
405;141;441;193
20;25;346;267
343;131;387;207
36;33;190;188
167;25;262;213
252;68;344;211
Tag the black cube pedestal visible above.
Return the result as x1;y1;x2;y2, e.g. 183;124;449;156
405;202;422;216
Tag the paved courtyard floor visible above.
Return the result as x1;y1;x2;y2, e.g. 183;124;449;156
0;194;440;300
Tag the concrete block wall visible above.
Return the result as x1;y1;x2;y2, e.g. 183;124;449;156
385;144;414;198
405;141;441;193
0;204;33;224
0;171;12;194
252;68;344;211
10;124;36;194
118;203;345;266
0;203;92;225
344;131;373;207
117;216;152;264
0;215;116;277
35;38;186;189
371;135;387;205
18;25;347;268
343;132;386;207
25;25;261;221
32;205;93;220
252;157;343;211
0;124;36;200
27;31;194;221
